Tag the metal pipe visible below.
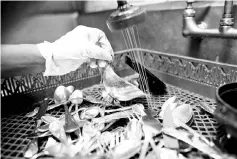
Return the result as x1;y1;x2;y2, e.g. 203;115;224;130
183;17;237;38
220;0;234;26
182;0;237;39
223;0;233;15
117;0;128;8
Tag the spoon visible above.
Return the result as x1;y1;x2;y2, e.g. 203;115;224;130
163;102;179;149
36;108;87;133
54;85;79;133
139;109;163;159
26;94;113;118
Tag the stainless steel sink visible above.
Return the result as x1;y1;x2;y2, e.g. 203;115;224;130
1;49;237;159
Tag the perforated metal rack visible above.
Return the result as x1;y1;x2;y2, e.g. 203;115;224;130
1;49;237;159
1;82;219;159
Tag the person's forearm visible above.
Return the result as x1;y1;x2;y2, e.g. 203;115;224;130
1;44;46;77
1;44;45;67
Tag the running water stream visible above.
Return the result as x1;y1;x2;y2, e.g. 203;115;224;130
121;26;153;107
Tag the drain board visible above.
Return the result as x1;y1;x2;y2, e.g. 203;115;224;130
1;83;221;158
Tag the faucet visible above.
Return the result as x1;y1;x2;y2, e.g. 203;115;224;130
183;0;237;39
106;0;146;31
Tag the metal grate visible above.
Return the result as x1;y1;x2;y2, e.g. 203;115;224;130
1;76;220;159
2;49;237;98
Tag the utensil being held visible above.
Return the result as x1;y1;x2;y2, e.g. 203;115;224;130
99;64;147;101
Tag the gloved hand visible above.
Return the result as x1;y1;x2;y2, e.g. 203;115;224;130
37;25;114;76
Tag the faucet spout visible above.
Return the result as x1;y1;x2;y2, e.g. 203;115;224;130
182;0;237;39
183;16;237;38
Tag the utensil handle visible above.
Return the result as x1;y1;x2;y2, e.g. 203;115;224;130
139;139;149;159
176;119;220;150
36;98;48;121
149;138;161;159
64;103;71;125
199;102;215;114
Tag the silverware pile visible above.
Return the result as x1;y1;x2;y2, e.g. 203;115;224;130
24;88;234;159
23;66;235;159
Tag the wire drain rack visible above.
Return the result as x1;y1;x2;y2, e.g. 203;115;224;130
1;76;221;159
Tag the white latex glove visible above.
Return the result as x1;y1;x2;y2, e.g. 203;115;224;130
37;25;114;76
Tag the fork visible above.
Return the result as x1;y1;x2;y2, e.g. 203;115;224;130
24;98;48;158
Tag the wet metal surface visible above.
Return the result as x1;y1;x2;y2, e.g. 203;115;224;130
1;79;220;159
